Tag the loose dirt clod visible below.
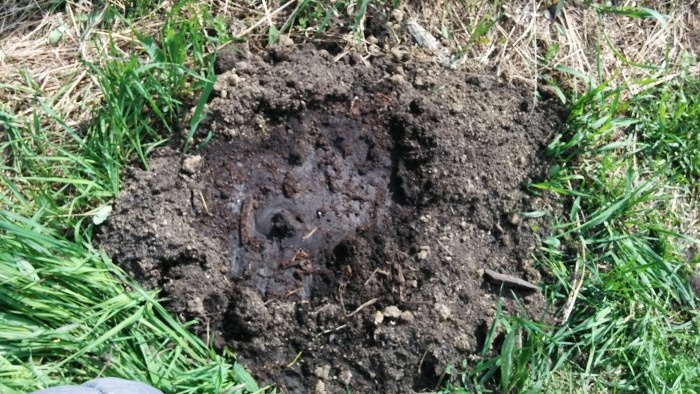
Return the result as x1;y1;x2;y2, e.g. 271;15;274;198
97;46;564;393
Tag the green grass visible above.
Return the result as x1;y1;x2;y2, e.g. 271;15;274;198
0;1;261;392
0;212;259;393
443;64;700;394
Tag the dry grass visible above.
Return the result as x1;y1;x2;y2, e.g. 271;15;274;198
0;0;697;228
2;1;698;128
403;1;698;94
1;1;130;124
0;0;285;127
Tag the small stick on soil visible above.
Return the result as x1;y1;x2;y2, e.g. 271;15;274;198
436;239;453;256
338;282;346;315
198;190;210;215
345;297;379;318
483;269;539;292
417;349;428;373
239;197;257;247
317;324;347;337
302;227;318;241
284;287;303;298
286;351;303;368
364;268;389;285
396;264;406;301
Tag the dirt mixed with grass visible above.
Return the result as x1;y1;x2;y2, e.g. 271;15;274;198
97;46;563;393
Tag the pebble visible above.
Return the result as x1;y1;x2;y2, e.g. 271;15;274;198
373;311;384;326
226;72;244;86
417;246;430;260
400;311;414;323
383;305;402;319
509;213;523;226
186;296;205;316
450;103;464;114
434;303;451;320
339;369;353;385
278;35;294;47
389;73;407;85
314;365;331;380
181;155;203;175
455;333;472;352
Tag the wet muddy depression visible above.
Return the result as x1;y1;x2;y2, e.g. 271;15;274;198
98;46;564;393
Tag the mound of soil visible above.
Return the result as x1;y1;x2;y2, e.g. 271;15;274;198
97;46;563;393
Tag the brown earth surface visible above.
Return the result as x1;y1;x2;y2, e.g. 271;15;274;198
97;46;564;393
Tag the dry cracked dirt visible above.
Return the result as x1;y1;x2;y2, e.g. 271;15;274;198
97;45;565;393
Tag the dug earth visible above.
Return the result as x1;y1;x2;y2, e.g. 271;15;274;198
97;46;564;393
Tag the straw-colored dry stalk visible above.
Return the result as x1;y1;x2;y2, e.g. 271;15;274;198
0;1;697;128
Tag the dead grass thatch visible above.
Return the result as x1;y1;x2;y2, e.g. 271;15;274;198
0;1;697;129
399;1;698;94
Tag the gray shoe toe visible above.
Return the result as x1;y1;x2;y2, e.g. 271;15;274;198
29;377;163;394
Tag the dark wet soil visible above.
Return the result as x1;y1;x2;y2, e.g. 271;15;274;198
97;45;564;393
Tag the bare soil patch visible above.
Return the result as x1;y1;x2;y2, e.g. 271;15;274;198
97;46;564;393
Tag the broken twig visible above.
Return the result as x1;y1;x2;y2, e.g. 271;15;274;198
484;269;539;292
